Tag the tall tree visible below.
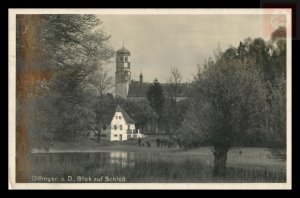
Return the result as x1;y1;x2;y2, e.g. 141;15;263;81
165;67;184;134
179;53;267;177
92;67;114;142
167;67;183;103
265;75;286;160
147;79;165;133
237;28;286;85
47;15;113;141
269;26;286;78
17;15;114;143
264;27;287;160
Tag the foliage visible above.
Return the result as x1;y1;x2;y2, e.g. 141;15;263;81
181;58;267;143
265;75;286;160
110;96;158;131
167;67;183;102
147;79;166;131
163;98;190;135
164;68;185;134
178;27;287;176
16;15;114;144
179;51;268;176
237;27;286;84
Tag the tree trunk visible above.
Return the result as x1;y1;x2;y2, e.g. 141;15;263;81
213;147;229;178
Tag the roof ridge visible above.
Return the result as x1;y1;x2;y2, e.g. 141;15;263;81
115;104;135;124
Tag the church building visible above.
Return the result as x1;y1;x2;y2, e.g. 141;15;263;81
115;46;191;101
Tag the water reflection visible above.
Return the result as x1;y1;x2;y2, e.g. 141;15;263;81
109;151;135;168
29;152;136;177
28;151;285;183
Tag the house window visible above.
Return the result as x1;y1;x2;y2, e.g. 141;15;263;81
128;125;130;129
115;116;118;119
120;125;123;130
114;125;117;130
119;116;122;119
125;57;128;61
114;134;118;137
103;125;106;130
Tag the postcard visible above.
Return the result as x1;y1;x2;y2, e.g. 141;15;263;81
8;9;292;189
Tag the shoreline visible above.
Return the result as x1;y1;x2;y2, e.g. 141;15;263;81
31;144;181;154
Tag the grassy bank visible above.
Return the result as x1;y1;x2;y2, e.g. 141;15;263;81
32;138;285;169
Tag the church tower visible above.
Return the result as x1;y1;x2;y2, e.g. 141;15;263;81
115;46;131;98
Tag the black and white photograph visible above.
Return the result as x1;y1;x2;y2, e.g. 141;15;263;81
8;9;292;189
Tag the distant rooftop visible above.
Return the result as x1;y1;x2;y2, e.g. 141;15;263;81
128;81;192;98
128;82;151;97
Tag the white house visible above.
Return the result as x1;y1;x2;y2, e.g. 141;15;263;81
97;105;142;141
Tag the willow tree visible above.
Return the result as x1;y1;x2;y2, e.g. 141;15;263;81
179;55;267;177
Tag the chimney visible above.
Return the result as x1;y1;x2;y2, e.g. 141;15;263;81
139;73;143;84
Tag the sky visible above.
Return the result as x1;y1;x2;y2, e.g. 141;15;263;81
98;14;272;83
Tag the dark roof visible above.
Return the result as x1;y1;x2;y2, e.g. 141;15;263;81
128;82;151;97
127;82;192;98
100;104;135;124
162;83;192;97
116;105;135;124
117;47;130;55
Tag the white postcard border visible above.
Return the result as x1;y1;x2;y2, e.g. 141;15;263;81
8;8;292;190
